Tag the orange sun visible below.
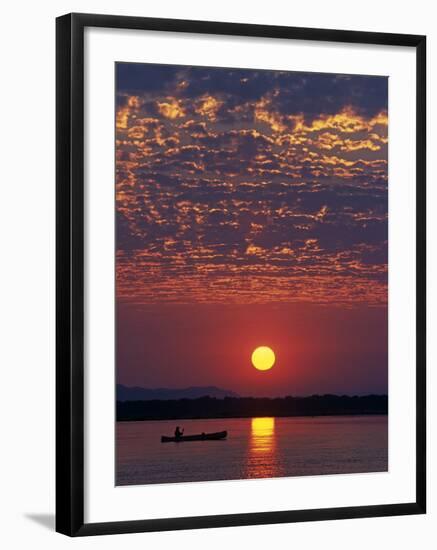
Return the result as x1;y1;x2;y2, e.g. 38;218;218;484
251;346;275;371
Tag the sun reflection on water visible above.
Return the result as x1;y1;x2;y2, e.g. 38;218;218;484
251;417;275;450
246;417;281;479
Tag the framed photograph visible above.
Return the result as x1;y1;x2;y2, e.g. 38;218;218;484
56;13;426;536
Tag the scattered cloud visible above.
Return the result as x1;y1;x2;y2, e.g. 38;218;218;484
115;64;388;306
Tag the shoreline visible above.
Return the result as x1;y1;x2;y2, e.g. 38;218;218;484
117;395;388;422
117;412;388;423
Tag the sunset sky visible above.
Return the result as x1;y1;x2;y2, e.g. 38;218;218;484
115;63;388;397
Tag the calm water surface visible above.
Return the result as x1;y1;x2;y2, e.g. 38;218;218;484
116;415;388;486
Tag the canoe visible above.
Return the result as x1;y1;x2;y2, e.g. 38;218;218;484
161;430;227;443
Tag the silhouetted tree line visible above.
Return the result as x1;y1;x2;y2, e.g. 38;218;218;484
117;394;388;421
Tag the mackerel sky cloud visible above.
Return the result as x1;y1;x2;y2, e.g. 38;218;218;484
115;64;388;307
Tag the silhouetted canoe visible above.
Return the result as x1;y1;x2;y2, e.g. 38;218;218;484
161;430;227;443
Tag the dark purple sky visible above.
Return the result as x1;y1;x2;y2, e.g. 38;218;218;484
115;63;388;397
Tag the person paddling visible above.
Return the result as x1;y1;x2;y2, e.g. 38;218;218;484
174;426;184;439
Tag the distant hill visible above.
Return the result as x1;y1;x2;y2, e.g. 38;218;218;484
117;384;240;401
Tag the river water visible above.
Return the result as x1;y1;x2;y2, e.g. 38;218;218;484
116;415;388;486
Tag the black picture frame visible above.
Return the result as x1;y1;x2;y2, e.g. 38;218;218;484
56;12;426;537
